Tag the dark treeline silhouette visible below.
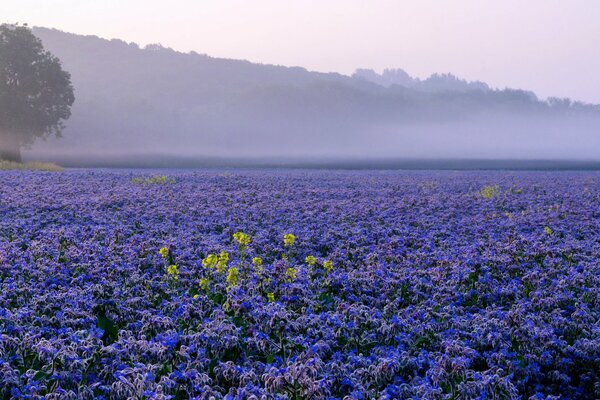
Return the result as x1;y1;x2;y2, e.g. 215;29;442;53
353;68;492;93
27;27;600;165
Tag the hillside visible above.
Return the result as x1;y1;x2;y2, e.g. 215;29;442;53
27;27;600;163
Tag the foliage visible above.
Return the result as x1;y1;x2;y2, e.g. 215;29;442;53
0;24;74;161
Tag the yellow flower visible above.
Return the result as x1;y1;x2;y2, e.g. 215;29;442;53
202;254;218;269
252;257;263;267
233;231;251;246
159;247;169;258
305;255;316;266
323;260;333;274
166;264;179;279
193;294;200;299
226;267;239;288
285;267;297;281
252;257;263;272
219;251;229;262
216;251;229;273
479;185;499;199
283;233;295;247
199;278;209;290
544;226;553;236
267;292;275;302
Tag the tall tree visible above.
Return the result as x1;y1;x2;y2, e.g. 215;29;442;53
0;24;74;162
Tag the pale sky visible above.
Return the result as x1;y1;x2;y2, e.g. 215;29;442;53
2;0;600;103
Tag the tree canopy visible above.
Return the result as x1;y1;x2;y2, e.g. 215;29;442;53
0;24;74;162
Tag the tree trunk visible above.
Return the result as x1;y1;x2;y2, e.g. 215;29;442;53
0;131;22;163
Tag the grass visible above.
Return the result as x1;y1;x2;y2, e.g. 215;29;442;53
0;160;64;171
131;175;175;185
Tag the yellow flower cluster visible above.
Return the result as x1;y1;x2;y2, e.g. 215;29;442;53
283;233;295;247
216;251;229;273
166;264;179;280
226;267;239;288
159;247;169;258
305;255;333;273
202;251;229;273
285;267;297;281
202;253;218;268
160;231;334;303
199;277;209;290
544;226;553;235
252;257;263;267
252;257;263;272
233;231;251;246
479;185;499;199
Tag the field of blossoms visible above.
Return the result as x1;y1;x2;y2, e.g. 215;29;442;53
0;169;598;400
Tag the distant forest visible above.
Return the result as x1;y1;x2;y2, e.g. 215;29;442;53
28;27;600;164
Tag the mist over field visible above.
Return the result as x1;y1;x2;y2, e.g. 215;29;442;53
26;27;600;166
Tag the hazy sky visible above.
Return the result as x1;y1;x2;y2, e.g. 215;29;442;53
3;0;600;103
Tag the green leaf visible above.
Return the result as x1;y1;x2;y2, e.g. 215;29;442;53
97;313;119;344
33;370;48;381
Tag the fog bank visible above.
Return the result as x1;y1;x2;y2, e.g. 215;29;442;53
26;27;600;165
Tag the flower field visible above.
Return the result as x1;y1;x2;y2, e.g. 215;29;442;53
0;169;598;399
